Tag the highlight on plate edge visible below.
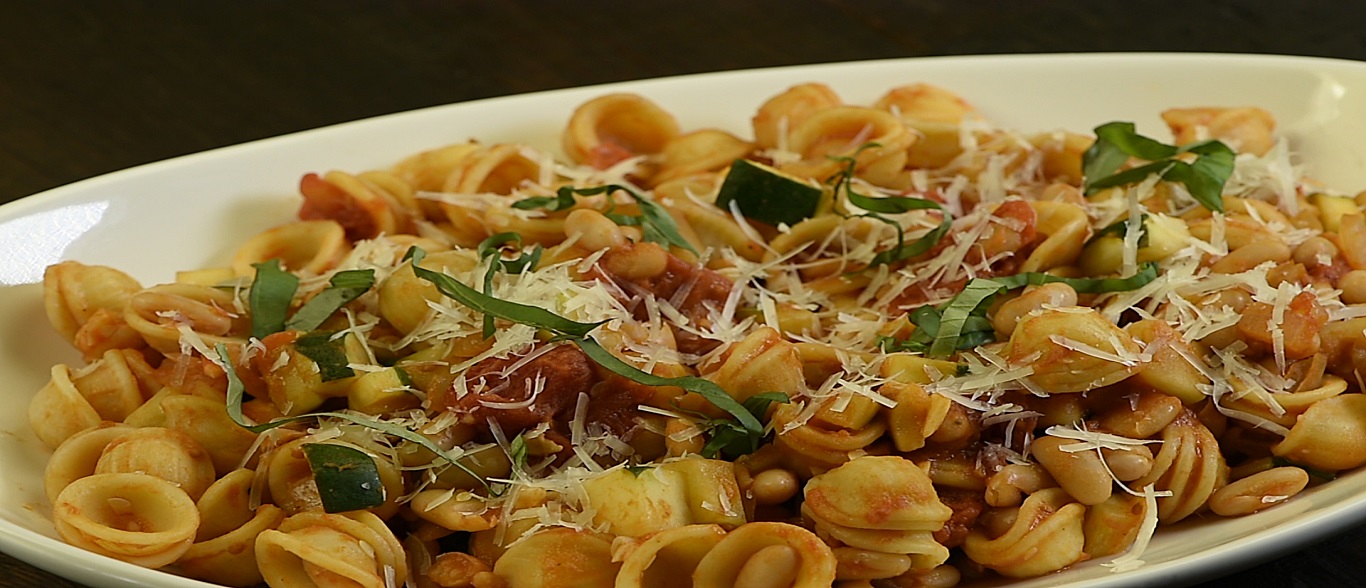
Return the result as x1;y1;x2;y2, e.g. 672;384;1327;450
24;79;1366;588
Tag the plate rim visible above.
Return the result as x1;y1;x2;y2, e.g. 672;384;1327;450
5;51;1366;588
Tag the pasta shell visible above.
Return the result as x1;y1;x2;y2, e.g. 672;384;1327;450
43;260;143;344
256;510;408;588
52;472;199;568
1005;306;1144;394
231;220;350;277
614;524;727;588
692;522;836;588
962;488;1086;578
491;528;619;588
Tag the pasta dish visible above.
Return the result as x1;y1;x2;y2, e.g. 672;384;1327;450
27;81;1366;588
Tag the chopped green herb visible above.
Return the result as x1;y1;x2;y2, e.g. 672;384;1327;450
827;146;951;267
302;443;386;513
476;232;544;337
514;184;697;255
927;279;1006;359
217;343;500;494
1087;214;1150;249
887;263;1161;359
575;338;766;445
699;391;788;459
508;432;529;472
405;247;604;338
1082;121;1235;212
510;189;577;212
286;269;376;332
405;246;770;452
250;260;299;339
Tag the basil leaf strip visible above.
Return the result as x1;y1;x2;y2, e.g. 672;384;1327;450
508;433;529;472
901;262;1161;358
929;279;1005;358
828;146;951;267
1082;121;1235;212
510;189;577;212
1086;213;1149;248
250;260;300;339
217;343;498;493
574;337;764;440
404;246;767;445
476;233;544;338
699;392;788;459
405;247;604;338
302;443;386;513
286;269;376;332
515;185;698;255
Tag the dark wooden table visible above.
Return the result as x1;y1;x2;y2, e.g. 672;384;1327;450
5;2;1366;587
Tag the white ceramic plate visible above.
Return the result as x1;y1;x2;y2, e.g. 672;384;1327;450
5;53;1366;588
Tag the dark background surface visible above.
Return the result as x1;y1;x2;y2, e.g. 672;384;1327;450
5;2;1366;587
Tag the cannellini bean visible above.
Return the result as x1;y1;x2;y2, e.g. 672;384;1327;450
735;545;801;588
1208;467;1309;516
751;468;800;505
1030;436;1113;505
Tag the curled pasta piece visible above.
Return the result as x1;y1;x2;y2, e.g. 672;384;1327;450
124;282;250;355
772;400;886;474
780;106;914;188
1161;106;1276;156
654;175;767;262
563;93;680;169
409;490;499;532
1005;306;1144;393
582;459;745;537
706;326;804;404
491;527;619;588
653;129;754;186
377;249;480;335
962;488;1086;578
44;423;132;505
692;522;837;588
881;380;952;453
179;503;286;586
803;456;953;573
1018;200;1089;273
874;83;976;170
1124;319;1210;405
1131;409;1228;522
152;393;262;476
52;472;199;568
752;82;842;151
29;364;107;449
252;330;367;416
613;524;727;588
391;140;481;198
1272;393;1366;471
1081;493;1148;558
93;426;217;501
194;469;257;542
298;170;418;241
43;261;144;346
256;510;408;588
231;220;351;277
435;144;550;247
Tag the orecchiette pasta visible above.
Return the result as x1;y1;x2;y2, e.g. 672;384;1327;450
29;79;1366;588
